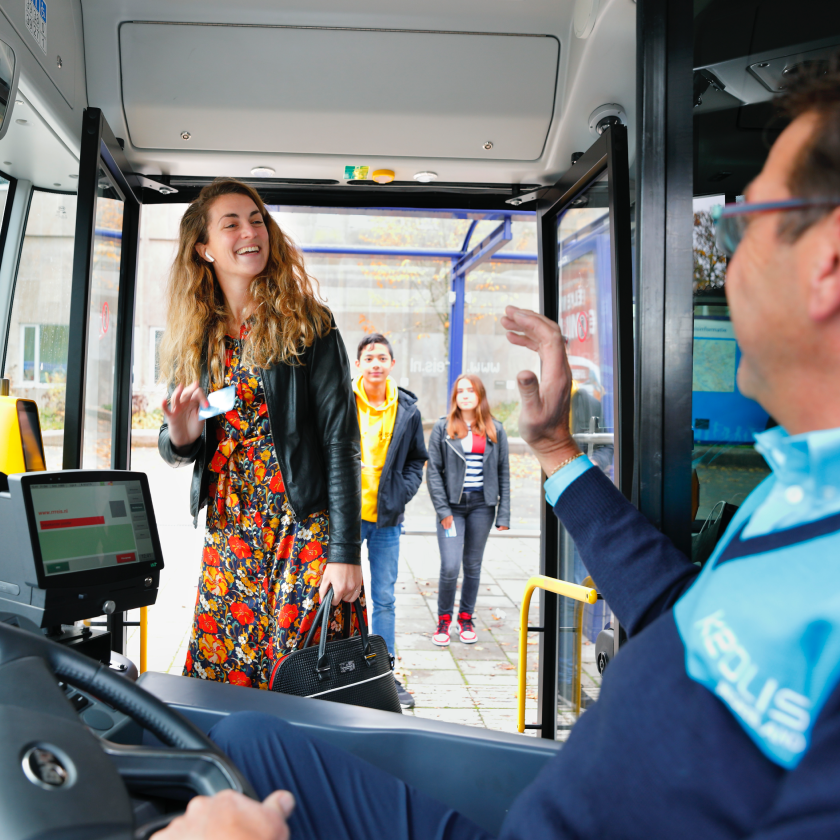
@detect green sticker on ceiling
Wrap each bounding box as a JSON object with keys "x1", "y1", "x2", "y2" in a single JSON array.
[{"x1": 344, "y1": 166, "x2": 369, "y2": 181}]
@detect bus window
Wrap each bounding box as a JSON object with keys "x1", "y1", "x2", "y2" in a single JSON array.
[
  {"x1": 691, "y1": 195, "x2": 771, "y2": 544},
  {"x1": 81, "y1": 170, "x2": 126, "y2": 469},
  {"x1": 2, "y1": 190, "x2": 76, "y2": 470}
]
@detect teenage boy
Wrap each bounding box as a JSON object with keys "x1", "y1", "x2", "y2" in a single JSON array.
[{"x1": 353, "y1": 333, "x2": 428, "y2": 709}]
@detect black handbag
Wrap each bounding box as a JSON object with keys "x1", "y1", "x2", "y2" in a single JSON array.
[{"x1": 269, "y1": 587, "x2": 402, "y2": 714}]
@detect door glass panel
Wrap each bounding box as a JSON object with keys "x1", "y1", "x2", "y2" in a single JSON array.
[
  {"x1": 82, "y1": 168, "x2": 124, "y2": 469},
  {"x1": 3, "y1": 190, "x2": 76, "y2": 469},
  {"x1": 556, "y1": 170, "x2": 616, "y2": 738}
]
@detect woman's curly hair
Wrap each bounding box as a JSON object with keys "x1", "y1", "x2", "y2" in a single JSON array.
[{"x1": 158, "y1": 178, "x2": 332, "y2": 389}]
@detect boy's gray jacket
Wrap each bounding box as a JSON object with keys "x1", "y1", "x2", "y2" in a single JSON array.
[{"x1": 426, "y1": 418, "x2": 511, "y2": 528}]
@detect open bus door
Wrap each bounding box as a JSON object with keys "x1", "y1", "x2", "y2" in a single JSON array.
[{"x1": 530, "y1": 124, "x2": 634, "y2": 739}]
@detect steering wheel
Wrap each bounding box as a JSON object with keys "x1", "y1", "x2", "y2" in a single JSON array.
[{"x1": 0, "y1": 621, "x2": 256, "y2": 840}]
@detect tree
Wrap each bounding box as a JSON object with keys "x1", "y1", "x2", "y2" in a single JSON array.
[{"x1": 693, "y1": 210, "x2": 727, "y2": 292}]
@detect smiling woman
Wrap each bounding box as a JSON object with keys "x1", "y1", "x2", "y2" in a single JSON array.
[{"x1": 155, "y1": 179, "x2": 365, "y2": 691}]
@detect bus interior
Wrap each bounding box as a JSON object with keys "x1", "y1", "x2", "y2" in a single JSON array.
[{"x1": 0, "y1": 0, "x2": 838, "y2": 837}]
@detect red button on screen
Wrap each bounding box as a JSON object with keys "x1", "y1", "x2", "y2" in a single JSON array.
[{"x1": 116, "y1": 553, "x2": 136, "y2": 564}]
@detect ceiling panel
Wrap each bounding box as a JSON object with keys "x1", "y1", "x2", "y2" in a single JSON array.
[{"x1": 120, "y1": 23, "x2": 559, "y2": 161}]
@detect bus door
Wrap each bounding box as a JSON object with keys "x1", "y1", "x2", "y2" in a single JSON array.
[
  {"x1": 62, "y1": 108, "x2": 144, "y2": 651},
  {"x1": 531, "y1": 124, "x2": 634, "y2": 739}
]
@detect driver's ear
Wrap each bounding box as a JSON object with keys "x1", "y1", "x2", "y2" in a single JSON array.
[{"x1": 807, "y1": 208, "x2": 840, "y2": 323}]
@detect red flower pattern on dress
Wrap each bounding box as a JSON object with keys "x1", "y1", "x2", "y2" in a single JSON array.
[
  {"x1": 277, "y1": 534, "x2": 294, "y2": 559},
  {"x1": 198, "y1": 613, "x2": 218, "y2": 634},
  {"x1": 279, "y1": 603, "x2": 299, "y2": 629},
  {"x1": 203, "y1": 547, "x2": 221, "y2": 567},
  {"x1": 269, "y1": 474, "x2": 285, "y2": 494},
  {"x1": 231, "y1": 601, "x2": 255, "y2": 625},
  {"x1": 299, "y1": 540, "x2": 322, "y2": 563},
  {"x1": 183, "y1": 328, "x2": 366, "y2": 689},
  {"x1": 228, "y1": 535, "x2": 252, "y2": 559}
]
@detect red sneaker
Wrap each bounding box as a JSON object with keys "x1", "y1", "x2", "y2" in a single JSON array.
[
  {"x1": 456, "y1": 611, "x2": 478, "y2": 644},
  {"x1": 432, "y1": 613, "x2": 452, "y2": 646}
]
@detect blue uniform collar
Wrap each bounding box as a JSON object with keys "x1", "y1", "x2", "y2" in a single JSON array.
[
  {"x1": 754, "y1": 426, "x2": 840, "y2": 487},
  {"x1": 746, "y1": 427, "x2": 840, "y2": 539}
]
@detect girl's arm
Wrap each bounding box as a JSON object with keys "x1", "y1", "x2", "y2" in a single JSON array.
[
  {"x1": 425, "y1": 421, "x2": 451, "y2": 523},
  {"x1": 495, "y1": 424, "x2": 511, "y2": 529}
]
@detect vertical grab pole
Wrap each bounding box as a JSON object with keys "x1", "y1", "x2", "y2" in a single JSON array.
[{"x1": 140, "y1": 606, "x2": 148, "y2": 674}]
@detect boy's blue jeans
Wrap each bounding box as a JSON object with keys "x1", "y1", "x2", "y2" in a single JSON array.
[{"x1": 361, "y1": 519, "x2": 401, "y2": 657}]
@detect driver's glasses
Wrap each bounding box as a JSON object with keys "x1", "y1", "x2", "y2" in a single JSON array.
[{"x1": 711, "y1": 198, "x2": 840, "y2": 257}]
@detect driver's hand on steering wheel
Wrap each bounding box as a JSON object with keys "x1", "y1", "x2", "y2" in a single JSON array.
[{"x1": 152, "y1": 789, "x2": 295, "y2": 840}]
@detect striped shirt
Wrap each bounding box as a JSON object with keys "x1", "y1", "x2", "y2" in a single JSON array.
[{"x1": 461, "y1": 427, "x2": 485, "y2": 491}]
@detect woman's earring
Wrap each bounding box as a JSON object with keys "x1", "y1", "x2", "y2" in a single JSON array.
[{"x1": 205, "y1": 252, "x2": 215, "y2": 263}]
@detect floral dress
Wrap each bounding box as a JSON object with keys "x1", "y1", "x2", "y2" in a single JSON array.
[{"x1": 184, "y1": 324, "x2": 365, "y2": 690}]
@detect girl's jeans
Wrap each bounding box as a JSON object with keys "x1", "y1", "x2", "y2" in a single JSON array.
[{"x1": 436, "y1": 490, "x2": 496, "y2": 617}]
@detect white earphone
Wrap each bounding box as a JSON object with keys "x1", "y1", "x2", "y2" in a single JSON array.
[{"x1": 205, "y1": 252, "x2": 215, "y2": 263}]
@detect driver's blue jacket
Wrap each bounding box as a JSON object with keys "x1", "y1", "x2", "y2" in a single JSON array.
[{"x1": 501, "y1": 426, "x2": 840, "y2": 839}]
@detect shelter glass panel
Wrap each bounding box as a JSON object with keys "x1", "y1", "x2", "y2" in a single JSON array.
[
  {"x1": 462, "y1": 220, "x2": 540, "y2": 532},
  {"x1": 3, "y1": 189, "x2": 76, "y2": 469}
]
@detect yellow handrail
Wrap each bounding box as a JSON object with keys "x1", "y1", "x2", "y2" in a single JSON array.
[
  {"x1": 140, "y1": 606, "x2": 148, "y2": 674},
  {"x1": 517, "y1": 575, "x2": 597, "y2": 734}
]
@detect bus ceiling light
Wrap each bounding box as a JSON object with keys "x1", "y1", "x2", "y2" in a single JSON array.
[
  {"x1": 372, "y1": 169, "x2": 395, "y2": 184},
  {"x1": 413, "y1": 171, "x2": 437, "y2": 183},
  {"x1": 250, "y1": 166, "x2": 276, "y2": 177},
  {"x1": 180, "y1": 131, "x2": 191, "y2": 141},
  {"x1": 588, "y1": 104, "x2": 626, "y2": 138}
]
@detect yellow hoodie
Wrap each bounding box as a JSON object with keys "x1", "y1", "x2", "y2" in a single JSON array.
[{"x1": 354, "y1": 377, "x2": 399, "y2": 522}]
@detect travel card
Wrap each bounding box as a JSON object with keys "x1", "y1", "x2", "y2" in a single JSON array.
[{"x1": 198, "y1": 385, "x2": 236, "y2": 420}]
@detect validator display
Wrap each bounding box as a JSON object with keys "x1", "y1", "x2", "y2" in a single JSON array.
[
  {"x1": 0, "y1": 470, "x2": 164, "y2": 626},
  {"x1": 29, "y1": 479, "x2": 156, "y2": 577}
]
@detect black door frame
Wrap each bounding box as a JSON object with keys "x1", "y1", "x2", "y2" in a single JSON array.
[
  {"x1": 64, "y1": 108, "x2": 141, "y2": 475},
  {"x1": 533, "y1": 124, "x2": 635, "y2": 739},
  {"x1": 63, "y1": 108, "x2": 142, "y2": 653},
  {"x1": 635, "y1": 0, "x2": 695, "y2": 554}
]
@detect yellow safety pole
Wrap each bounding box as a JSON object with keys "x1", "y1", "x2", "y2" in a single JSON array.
[
  {"x1": 517, "y1": 575, "x2": 597, "y2": 734},
  {"x1": 140, "y1": 606, "x2": 148, "y2": 674}
]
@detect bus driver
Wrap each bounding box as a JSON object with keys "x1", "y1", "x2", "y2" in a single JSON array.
[{"x1": 155, "y1": 66, "x2": 840, "y2": 840}]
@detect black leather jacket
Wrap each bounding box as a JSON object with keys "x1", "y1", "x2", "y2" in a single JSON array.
[
  {"x1": 158, "y1": 321, "x2": 362, "y2": 565},
  {"x1": 426, "y1": 417, "x2": 511, "y2": 528}
]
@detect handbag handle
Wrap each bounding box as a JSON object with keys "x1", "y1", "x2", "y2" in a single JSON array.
[{"x1": 301, "y1": 586, "x2": 374, "y2": 681}]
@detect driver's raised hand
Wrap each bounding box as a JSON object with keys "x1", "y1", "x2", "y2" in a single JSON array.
[
  {"x1": 161, "y1": 381, "x2": 209, "y2": 449},
  {"x1": 152, "y1": 789, "x2": 294, "y2": 840},
  {"x1": 500, "y1": 306, "x2": 581, "y2": 474}
]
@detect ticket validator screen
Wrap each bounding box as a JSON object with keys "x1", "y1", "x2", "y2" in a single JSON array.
[{"x1": 28, "y1": 479, "x2": 157, "y2": 577}]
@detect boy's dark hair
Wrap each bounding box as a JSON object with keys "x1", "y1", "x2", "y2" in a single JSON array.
[
  {"x1": 776, "y1": 52, "x2": 840, "y2": 240},
  {"x1": 357, "y1": 333, "x2": 394, "y2": 360}
]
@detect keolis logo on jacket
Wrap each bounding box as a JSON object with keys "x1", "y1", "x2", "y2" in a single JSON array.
[{"x1": 695, "y1": 610, "x2": 811, "y2": 756}]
